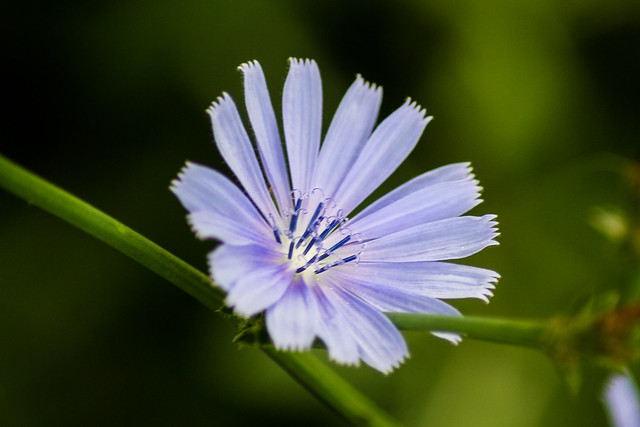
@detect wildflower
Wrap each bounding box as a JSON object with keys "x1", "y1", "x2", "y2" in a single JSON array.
[
  {"x1": 604, "y1": 372, "x2": 640, "y2": 427},
  {"x1": 172, "y1": 59, "x2": 499, "y2": 373}
]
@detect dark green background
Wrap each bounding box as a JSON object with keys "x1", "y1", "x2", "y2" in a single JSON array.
[{"x1": 2, "y1": 0, "x2": 640, "y2": 425}]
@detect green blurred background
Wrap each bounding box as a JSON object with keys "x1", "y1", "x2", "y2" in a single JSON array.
[{"x1": 2, "y1": 0, "x2": 640, "y2": 425}]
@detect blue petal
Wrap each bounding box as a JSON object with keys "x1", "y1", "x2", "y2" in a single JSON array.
[
  {"x1": 283, "y1": 58, "x2": 322, "y2": 193},
  {"x1": 265, "y1": 275, "x2": 319, "y2": 351},
  {"x1": 325, "y1": 270, "x2": 463, "y2": 344},
  {"x1": 352, "y1": 215, "x2": 498, "y2": 262},
  {"x1": 332, "y1": 99, "x2": 432, "y2": 217},
  {"x1": 355, "y1": 162, "x2": 474, "y2": 219},
  {"x1": 226, "y1": 263, "x2": 294, "y2": 317},
  {"x1": 348, "y1": 162, "x2": 477, "y2": 225},
  {"x1": 239, "y1": 61, "x2": 292, "y2": 214},
  {"x1": 308, "y1": 278, "x2": 360, "y2": 367},
  {"x1": 335, "y1": 261, "x2": 498, "y2": 302},
  {"x1": 171, "y1": 162, "x2": 272, "y2": 245},
  {"x1": 321, "y1": 284, "x2": 408, "y2": 374},
  {"x1": 314, "y1": 75, "x2": 382, "y2": 198},
  {"x1": 187, "y1": 212, "x2": 271, "y2": 246},
  {"x1": 604, "y1": 372, "x2": 640, "y2": 427},
  {"x1": 208, "y1": 93, "x2": 282, "y2": 227},
  {"x1": 208, "y1": 243, "x2": 284, "y2": 292},
  {"x1": 326, "y1": 269, "x2": 462, "y2": 315},
  {"x1": 330, "y1": 177, "x2": 481, "y2": 246}
]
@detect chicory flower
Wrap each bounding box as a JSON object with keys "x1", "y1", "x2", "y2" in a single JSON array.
[
  {"x1": 604, "y1": 372, "x2": 640, "y2": 427},
  {"x1": 172, "y1": 59, "x2": 499, "y2": 373}
]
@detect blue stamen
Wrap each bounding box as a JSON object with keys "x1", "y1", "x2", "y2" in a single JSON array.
[
  {"x1": 341, "y1": 254, "x2": 358, "y2": 264},
  {"x1": 288, "y1": 240, "x2": 295, "y2": 259},
  {"x1": 317, "y1": 235, "x2": 351, "y2": 262},
  {"x1": 289, "y1": 198, "x2": 302, "y2": 234},
  {"x1": 273, "y1": 227, "x2": 282, "y2": 244},
  {"x1": 302, "y1": 237, "x2": 317, "y2": 256},
  {"x1": 296, "y1": 203, "x2": 324, "y2": 248},
  {"x1": 306, "y1": 202, "x2": 324, "y2": 231},
  {"x1": 328, "y1": 235, "x2": 351, "y2": 252},
  {"x1": 303, "y1": 219, "x2": 340, "y2": 256},
  {"x1": 296, "y1": 231, "x2": 310, "y2": 249},
  {"x1": 318, "y1": 219, "x2": 340, "y2": 241},
  {"x1": 314, "y1": 254, "x2": 357, "y2": 274},
  {"x1": 295, "y1": 254, "x2": 318, "y2": 274},
  {"x1": 297, "y1": 215, "x2": 324, "y2": 247}
]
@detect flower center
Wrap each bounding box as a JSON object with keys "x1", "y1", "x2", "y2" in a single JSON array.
[{"x1": 271, "y1": 191, "x2": 362, "y2": 275}]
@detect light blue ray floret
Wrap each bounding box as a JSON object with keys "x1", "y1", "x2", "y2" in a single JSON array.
[{"x1": 171, "y1": 58, "x2": 500, "y2": 373}]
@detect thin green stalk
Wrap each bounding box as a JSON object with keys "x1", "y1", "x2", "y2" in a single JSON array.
[
  {"x1": 0, "y1": 154, "x2": 399, "y2": 425},
  {"x1": 0, "y1": 154, "x2": 555, "y2": 426},
  {"x1": 0, "y1": 154, "x2": 225, "y2": 311},
  {"x1": 387, "y1": 313, "x2": 546, "y2": 348},
  {"x1": 263, "y1": 348, "x2": 402, "y2": 427}
]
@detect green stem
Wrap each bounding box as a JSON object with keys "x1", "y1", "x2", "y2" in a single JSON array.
[
  {"x1": 0, "y1": 154, "x2": 400, "y2": 425},
  {"x1": 263, "y1": 348, "x2": 402, "y2": 427},
  {"x1": 0, "y1": 154, "x2": 225, "y2": 311},
  {"x1": 387, "y1": 313, "x2": 545, "y2": 348},
  {"x1": 0, "y1": 154, "x2": 551, "y2": 425}
]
